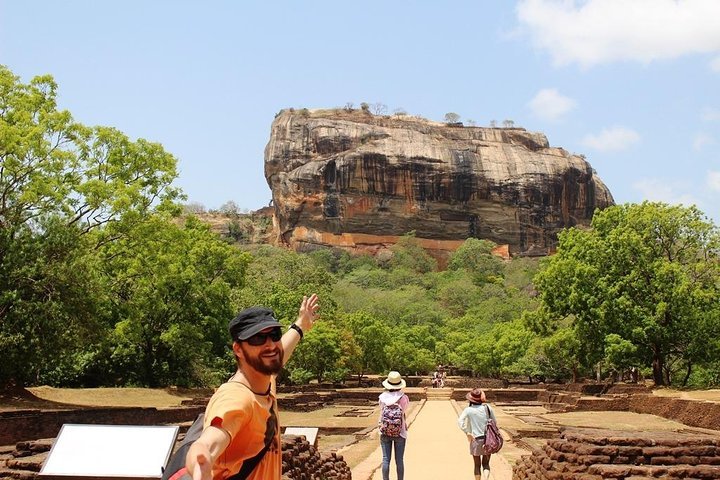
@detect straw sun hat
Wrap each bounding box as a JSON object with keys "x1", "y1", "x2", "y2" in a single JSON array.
[{"x1": 382, "y1": 371, "x2": 406, "y2": 390}]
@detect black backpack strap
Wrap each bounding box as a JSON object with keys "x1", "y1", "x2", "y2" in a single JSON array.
[{"x1": 227, "y1": 400, "x2": 278, "y2": 480}]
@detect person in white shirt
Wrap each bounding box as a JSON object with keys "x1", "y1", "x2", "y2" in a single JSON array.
[{"x1": 458, "y1": 388, "x2": 497, "y2": 480}]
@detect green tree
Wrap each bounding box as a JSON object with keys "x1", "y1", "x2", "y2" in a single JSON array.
[
  {"x1": 234, "y1": 245, "x2": 335, "y2": 322},
  {"x1": 388, "y1": 232, "x2": 437, "y2": 274},
  {"x1": 455, "y1": 320, "x2": 533, "y2": 377},
  {"x1": 604, "y1": 333, "x2": 638, "y2": 381},
  {"x1": 533, "y1": 202, "x2": 720, "y2": 386},
  {"x1": 342, "y1": 311, "x2": 391, "y2": 383},
  {"x1": 385, "y1": 338, "x2": 435, "y2": 375},
  {"x1": 528, "y1": 327, "x2": 582, "y2": 382},
  {"x1": 448, "y1": 238, "x2": 504, "y2": 285},
  {"x1": 287, "y1": 321, "x2": 342, "y2": 383},
  {"x1": 433, "y1": 270, "x2": 483, "y2": 316},
  {"x1": 444, "y1": 112, "x2": 461, "y2": 124},
  {"x1": 0, "y1": 67, "x2": 180, "y2": 234},
  {"x1": 307, "y1": 248, "x2": 352, "y2": 275},
  {"x1": 503, "y1": 256, "x2": 541, "y2": 293},
  {"x1": 0, "y1": 217, "x2": 109, "y2": 386},
  {"x1": 0, "y1": 67, "x2": 181, "y2": 387},
  {"x1": 101, "y1": 215, "x2": 250, "y2": 387}
]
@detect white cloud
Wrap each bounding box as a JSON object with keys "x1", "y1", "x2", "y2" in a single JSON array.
[
  {"x1": 711, "y1": 55, "x2": 720, "y2": 72},
  {"x1": 702, "y1": 107, "x2": 720, "y2": 121},
  {"x1": 693, "y1": 133, "x2": 715, "y2": 151},
  {"x1": 581, "y1": 127, "x2": 640, "y2": 152},
  {"x1": 528, "y1": 88, "x2": 577, "y2": 121},
  {"x1": 516, "y1": 0, "x2": 720, "y2": 67},
  {"x1": 632, "y1": 178, "x2": 701, "y2": 207},
  {"x1": 708, "y1": 171, "x2": 720, "y2": 192}
]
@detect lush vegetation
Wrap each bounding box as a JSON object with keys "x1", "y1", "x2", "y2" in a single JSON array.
[{"x1": 2, "y1": 67, "x2": 719, "y2": 389}]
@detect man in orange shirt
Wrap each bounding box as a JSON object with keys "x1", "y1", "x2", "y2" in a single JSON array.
[{"x1": 185, "y1": 294, "x2": 320, "y2": 480}]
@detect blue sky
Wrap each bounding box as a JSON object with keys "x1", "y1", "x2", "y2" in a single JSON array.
[{"x1": 2, "y1": 0, "x2": 719, "y2": 224}]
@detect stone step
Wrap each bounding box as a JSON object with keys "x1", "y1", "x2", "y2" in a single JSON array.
[{"x1": 425, "y1": 390, "x2": 453, "y2": 401}]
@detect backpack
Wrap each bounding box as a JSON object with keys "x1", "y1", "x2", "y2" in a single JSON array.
[
  {"x1": 379, "y1": 402, "x2": 404, "y2": 437},
  {"x1": 481, "y1": 404, "x2": 503, "y2": 455},
  {"x1": 161, "y1": 413, "x2": 205, "y2": 480}
]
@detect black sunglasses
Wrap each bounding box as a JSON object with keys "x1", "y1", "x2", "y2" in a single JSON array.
[{"x1": 242, "y1": 327, "x2": 282, "y2": 346}]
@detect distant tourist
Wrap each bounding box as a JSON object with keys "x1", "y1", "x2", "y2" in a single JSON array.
[
  {"x1": 432, "y1": 371, "x2": 441, "y2": 388},
  {"x1": 378, "y1": 371, "x2": 410, "y2": 480},
  {"x1": 458, "y1": 388, "x2": 498, "y2": 480},
  {"x1": 181, "y1": 294, "x2": 320, "y2": 480}
]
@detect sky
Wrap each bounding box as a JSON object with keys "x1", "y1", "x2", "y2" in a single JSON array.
[{"x1": 2, "y1": 0, "x2": 719, "y2": 224}]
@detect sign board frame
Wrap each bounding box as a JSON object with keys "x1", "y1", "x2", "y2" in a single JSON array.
[{"x1": 38, "y1": 424, "x2": 179, "y2": 480}]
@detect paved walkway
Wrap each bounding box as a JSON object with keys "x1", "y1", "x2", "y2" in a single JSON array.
[{"x1": 352, "y1": 400, "x2": 514, "y2": 480}]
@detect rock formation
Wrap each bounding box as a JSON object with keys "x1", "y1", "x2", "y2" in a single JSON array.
[{"x1": 264, "y1": 109, "x2": 614, "y2": 257}]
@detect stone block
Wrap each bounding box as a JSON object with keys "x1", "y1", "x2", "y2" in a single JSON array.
[
  {"x1": 580, "y1": 454, "x2": 612, "y2": 465},
  {"x1": 588, "y1": 464, "x2": 631, "y2": 477}
]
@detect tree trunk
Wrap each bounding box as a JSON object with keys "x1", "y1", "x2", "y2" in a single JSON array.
[
  {"x1": 652, "y1": 350, "x2": 665, "y2": 386},
  {"x1": 681, "y1": 363, "x2": 692, "y2": 387}
]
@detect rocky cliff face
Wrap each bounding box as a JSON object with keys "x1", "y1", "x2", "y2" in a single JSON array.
[{"x1": 264, "y1": 109, "x2": 614, "y2": 257}]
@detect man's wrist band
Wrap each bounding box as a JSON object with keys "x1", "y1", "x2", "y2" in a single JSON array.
[{"x1": 289, "y1": 323, "x2": 304, "y2": 340}]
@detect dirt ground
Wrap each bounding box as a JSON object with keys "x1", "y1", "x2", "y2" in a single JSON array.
[
  {"x1": 0, "y1": 386, "x2": 195, "y2": 410},
  {"x1": 650, "y1": 388, "x2": 720, "y2": 402}
]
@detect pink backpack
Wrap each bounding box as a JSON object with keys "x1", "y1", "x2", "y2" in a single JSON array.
[
  {"x1": 482, "y1": 404, "x2": 503, "y2": 454},
  {"x1": 379, "y1": 402, "x2": 404, "y2": 437}
]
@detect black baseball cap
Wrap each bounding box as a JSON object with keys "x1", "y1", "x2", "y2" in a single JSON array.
[{"x1": 228, "y1": 306, "x2": 282, "y2": 341}]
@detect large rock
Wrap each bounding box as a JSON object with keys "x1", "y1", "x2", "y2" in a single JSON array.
[{"x1": 264, "y1": 109, "x2": 614, "y2": 257}]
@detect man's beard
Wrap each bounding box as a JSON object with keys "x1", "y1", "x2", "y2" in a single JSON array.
[{"x1": 241, "y1": 344, "x2": 284, "y2": 375}]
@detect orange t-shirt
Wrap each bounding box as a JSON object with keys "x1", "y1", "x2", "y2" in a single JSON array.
[{"x1": 203, "y1": 382, "x2": 281, "y2": 480}]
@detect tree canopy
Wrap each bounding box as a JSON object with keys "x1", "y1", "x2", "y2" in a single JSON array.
[
  {"x1": 532, "y1": 202, "x2": 720, "y2": 386},
  {"x1": 0, "y1": 67, "x2": 245, "y2": 387}
]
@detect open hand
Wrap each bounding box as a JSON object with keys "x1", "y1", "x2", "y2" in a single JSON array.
[{"x1": 296, "y1": 293, "x2": 320, "y2": 333}]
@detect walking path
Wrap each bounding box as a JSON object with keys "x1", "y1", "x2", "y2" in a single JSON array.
[{"x1": 351, "y1": 397, "x2": 516, "y2": 480}]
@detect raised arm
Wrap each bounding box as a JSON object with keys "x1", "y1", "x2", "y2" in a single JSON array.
[{"x1": 281, "y1": 293, "x2": 319, "y2": 365}]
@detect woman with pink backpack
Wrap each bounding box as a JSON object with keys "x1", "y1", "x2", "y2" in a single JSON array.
[
  {"x1": 458, "y1": 388, "x2": 501, "y2": 480},
  {"x1": 378, "y1": 371, "x2": 410, "y2": 480}
]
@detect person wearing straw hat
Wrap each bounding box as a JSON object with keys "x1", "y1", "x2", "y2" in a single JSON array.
[
  {"x1": 458, "y1": 388, "x2": 497, "y2": 480},
  {"x1": 378, "y1": 371, "x2": 410, "y2": 480}
]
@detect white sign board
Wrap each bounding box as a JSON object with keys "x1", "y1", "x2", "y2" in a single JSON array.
[
  {"x1": 284, "y1": 426, "x2": 319, "y2": 447},
  {"x1": 39, "y1": 424, "x2": 179, "y2": 480}
]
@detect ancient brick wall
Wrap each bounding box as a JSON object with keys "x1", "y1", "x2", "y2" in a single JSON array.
[
  {"x1": 514, "y1": 427, "x2": 720, "y2": 479},
  {"x1": 0, "y1": 406, "x2": 204, "y2": 446},
  {"x1": 452, "y1": 388, "x2": 541, "y2": 403},
  {"x1": 630, "y1": 395, "x2": 720, "y2": 431}
]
